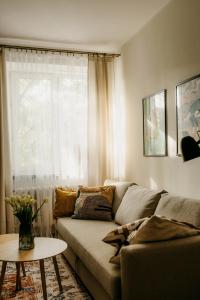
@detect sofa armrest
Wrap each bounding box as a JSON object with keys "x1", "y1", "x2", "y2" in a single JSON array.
[{"x1": 121, "y1": 235, "x2": 200, "y2": 300}]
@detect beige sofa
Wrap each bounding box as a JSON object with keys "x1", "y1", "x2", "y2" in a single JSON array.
[{"x1": 55, "y1": 180, "x2": 200, "y2": 300}]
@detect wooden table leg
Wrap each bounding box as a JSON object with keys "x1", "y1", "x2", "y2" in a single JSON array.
[
  {"x1": 39, "y1": 259, "x2": 47, "y2": 300},
  {"x1": 21, "y1": 262, "x2": 26, "y2": 277},
  {"x1": 52, "y1": 256, "x2": 62, "y2": 292},
  {"x1": 16, "y1": 262, "x2": 22, "y2": 291},
  {"x1": 0, "y1": 261, "x2": 7, "y2": 298}
]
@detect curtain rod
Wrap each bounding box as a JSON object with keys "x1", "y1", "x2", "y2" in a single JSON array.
[{"x1": 0, "y1": 44, "x2": 121, "y2": 57}]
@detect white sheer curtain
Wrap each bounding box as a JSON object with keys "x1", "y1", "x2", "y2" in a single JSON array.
[{"x1": 5, "y1": 49, "x2": 88, "y2": 235}]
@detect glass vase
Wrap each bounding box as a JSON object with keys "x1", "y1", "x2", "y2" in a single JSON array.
[{"x1": 19, "y1": 222, "x2": 34, "y2": 250}]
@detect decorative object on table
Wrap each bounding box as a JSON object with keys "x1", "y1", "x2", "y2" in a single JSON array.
[
  {"x1": 176, "y1": 74, "x2": 200, "y2": 155},
  {"x1": 0, "y1": 254, "x2": 91, "y2": 300},
  {"x1": 181, "y1": 130, "x2": 200, "y2": 162},
  {"x1": 143, "y1": 89, "x2": 167, "y2": 156},
  {"x1": 72, "y1": 185, "x2": 115, "y2": 221},
  {"x1": 5, "y1": 195, "x2": 48, "y2": 250}
]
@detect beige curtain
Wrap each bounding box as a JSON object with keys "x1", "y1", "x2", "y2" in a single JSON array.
[
  {"x1": 0, "y1": 49, "x2": 14, "y2": 234},
  {"x1": 88, "y1": 55, "x2": 125, "y2": 185}
]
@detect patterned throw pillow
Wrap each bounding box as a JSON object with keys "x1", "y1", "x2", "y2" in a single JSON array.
[
  {"x1": 103, "y1": 215, "x2": 200, "y2": 265},
  {"x1": 53, "y1": 187, "x2": 77, "y2": 218},
  {"x1": 72, "y1": 186, "x2": 115, "y2": 221},
  {"x1": 103, "y1": 218, "x2": 146, "y2": 247},
  {"x1": 103, "y1": 217, "x2": 147, "y2": 264}
]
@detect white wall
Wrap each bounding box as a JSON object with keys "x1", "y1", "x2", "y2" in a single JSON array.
[{"x1": 121, "y1": 0, "x2": 200, "y2": 198}]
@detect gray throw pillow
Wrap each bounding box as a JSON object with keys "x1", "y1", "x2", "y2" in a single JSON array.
[
  {"x1": 115, "y1": 185, "x2": 166, "y2": 225},
  {"x1": 104, "y1": 179, "x2": 134, "y2": 215},
  {"x1": 155, "y1": 193, "x2": 200, "y2": 227}
]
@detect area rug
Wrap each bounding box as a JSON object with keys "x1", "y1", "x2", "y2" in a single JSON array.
[{"x1": 0, "y1": 255, "x2": 92, "y2": 299}]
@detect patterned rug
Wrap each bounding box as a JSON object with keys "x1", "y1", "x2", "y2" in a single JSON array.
[{"x1": 0, "y1": 255, "x2": 92, "y2": 299}]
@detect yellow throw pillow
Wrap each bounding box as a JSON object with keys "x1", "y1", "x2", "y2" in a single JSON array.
[{"x1": 53, "y1": 187, "x2": 77, "y2": 218}]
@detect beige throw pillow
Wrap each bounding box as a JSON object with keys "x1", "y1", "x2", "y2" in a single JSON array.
[
  {"x1": 103, "y1": 215, "x2": 200, "y2": 265},
  {"x1": 128, "y1": 215, "x2": 200, "y2": 244},
  {"x1": 115, "y1": 185, "x2": 166, "y2": 225}
]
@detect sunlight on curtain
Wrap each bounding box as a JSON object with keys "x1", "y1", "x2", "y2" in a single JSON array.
[
  {"x1": 0, "y1": 49, "x2": 14, "y2": 234},
  {"x1": 109, "y1": 57, "x2": 126, "y2": 180},
  {"x1": 88, "y1": 55, "x2": 125, "y2": 185},
  {"x1": 5, "y1": 49, "x2": 88, "y2": 235}
]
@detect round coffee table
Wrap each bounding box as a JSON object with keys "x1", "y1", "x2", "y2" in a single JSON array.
[{"x1": 0, "y1": 234, "x2": 67, "y2": 299}]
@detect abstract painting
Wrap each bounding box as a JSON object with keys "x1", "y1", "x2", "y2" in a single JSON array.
[
  {"x1": 143, "y1": 90, "x2": 167, "y2": 156},
  {"x1": 176, "y1": 74, "x2": 200, "y2": 155}
]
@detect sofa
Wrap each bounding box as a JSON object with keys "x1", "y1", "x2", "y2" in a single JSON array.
[{"x1": 55, "y1": 180, "x2": 200, "y2": 300}]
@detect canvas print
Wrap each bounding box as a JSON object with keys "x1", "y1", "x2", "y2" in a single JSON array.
[
  {"x1": 176, "y1": 74, "x2": 200, "y2": 155},
  {"x1": 143, "y1": 90, "x2": 167, "y2": 156}
]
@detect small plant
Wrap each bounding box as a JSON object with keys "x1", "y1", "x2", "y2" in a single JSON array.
[
  {"x1": 5, "y1": 194, "x2": 48, "y2": 224},
  {"x1": 5, "y1": 194, "x2": 48, "y2": 249}
]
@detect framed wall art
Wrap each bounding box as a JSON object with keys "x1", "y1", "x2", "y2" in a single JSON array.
[
  {"x1": 143, "y1": 89, "x2": 167, "y2": 157},
  {"x1": 176, "y1": 74, "x2": 200, "y2": 155}
]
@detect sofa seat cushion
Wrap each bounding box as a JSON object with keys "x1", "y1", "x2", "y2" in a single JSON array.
[
  {"x1": 155, "y1": 194, "x2": 200, "y2": 227},
  {"x1": 56, "y1": 218, "x2": 121, "y2": 299}
]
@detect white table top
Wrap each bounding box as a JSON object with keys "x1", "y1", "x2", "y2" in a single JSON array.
[{"x1": 0, "y1": 234, "x2": 67, "y2": 262}]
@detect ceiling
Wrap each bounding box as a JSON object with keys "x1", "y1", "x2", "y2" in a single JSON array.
[{"x1": 0, "y1": 0, "x2": 171, "y2": 52}]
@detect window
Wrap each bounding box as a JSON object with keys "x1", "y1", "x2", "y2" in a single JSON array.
[{"x1": 6, "y1": 50, "x2": 88, "y2": 187}]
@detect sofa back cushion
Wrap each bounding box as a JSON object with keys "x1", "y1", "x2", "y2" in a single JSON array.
[
  {"x1": 104, "y1": 179, "x2": 134, "y2": 215},
  {"x1": 155, "y1": 194, "x2": 200, "y2": 227},
  {"x1": 115, "y1": 185, "x2": 165, "y2": 225}
]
